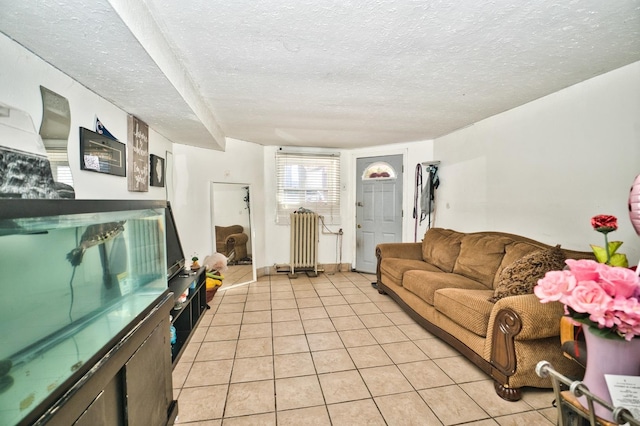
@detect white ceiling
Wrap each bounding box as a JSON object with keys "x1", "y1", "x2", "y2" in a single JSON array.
[{"x1": 1, "y1": 1, "x2": 639, "y2": 151}]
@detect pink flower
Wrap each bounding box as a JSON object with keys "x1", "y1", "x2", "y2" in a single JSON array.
[
  {"x1": 598, "y1": 266, "x2": 640, "y2": 298},
  {"x1": 614, "y1": 297, "x2": 640, "y2": 316},
  {"x1": 564, "y1": 259, "x2": 603, "y2": 281},
  {"x1": 535, "y1": 270, "x2": 576, "y2": 303},
  {"x1": 616, "y1": 320, "x2": 640, "y2": 341},
  {"x1": 567, "y1": 280, "x2": 613, "y2": 315},
  {"x1": 614, "y1": 298, "x2": 640, "y2": 330},
  {"x1": 535, "y1": 258, "x2": 640, "y2": 341}
]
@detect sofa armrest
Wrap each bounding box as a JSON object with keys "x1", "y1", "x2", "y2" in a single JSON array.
[
  {"x1": 486, "y1": 294, "x2": 564, "y2": 380},
  {"x1": 225, "y1": 232, "x2": 249, "y2": 259},
  {"x1": 376, "y1": 242, "x2": 423, "y2": 286},
  {"x1": 226, "y1": 232, "x2": 249, "y2": 245},
  {"x1": 376, "y1": 242, "x2": 423, "y2": 260},
  {"x1": 490, "y1": 294, "x2": 564, "y2": 341}
]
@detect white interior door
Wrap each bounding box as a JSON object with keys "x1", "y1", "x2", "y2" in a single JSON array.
[{"x1": 355, "y1": 155, "x2": 403, "y2": 273}]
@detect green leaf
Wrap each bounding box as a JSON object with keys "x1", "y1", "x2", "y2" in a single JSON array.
[
  {"x1": 590, "y1": 241, "x2": 627, "y2": 266},
  {"x1": 609, "y1": 252, "x2": 629, "y2": 268},
  {"x1": 607, "y1": 241, "x2": 624, "y2": 255},
  {"x1": 590, "y1": 245, "x2": 608, "y2": 263},
  {"x1": 585, "y1": 325, "x2": 624, "y2": 340}
]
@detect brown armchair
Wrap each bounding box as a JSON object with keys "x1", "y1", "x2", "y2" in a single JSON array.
[{"x1": 215, "y1": 225, "x2": 249, "y2": 263}]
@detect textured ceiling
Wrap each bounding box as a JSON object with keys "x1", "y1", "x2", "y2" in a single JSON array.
[{"x1": 1, "y1": 1, "x2": 639, "y2": 150}]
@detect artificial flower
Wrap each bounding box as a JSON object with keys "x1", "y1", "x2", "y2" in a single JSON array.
[
  {"x1": 534, "y1": 259, "x2": 640, "y2": 340},
  {"x1": 590, "y1": 214, "x2": 628, "y2": 267},
  {"x1": 591, "y1": 214, "x2": 618, "y2": 233}
]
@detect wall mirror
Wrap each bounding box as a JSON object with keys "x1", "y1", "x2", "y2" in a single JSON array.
[
  {"x1": 210, "y1": 182, "x2": 256, "y2": 289},
  {"x1": 39, "y1": 86, "x2": 75, "y2": 198}
]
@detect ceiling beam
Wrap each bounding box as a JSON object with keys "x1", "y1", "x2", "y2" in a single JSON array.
[{"x1": 107, "y1": 0, "x2": 226, "y2": 151}]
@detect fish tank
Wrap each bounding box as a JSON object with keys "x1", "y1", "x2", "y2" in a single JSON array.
[{"x1": 0, "y1": 200, "x2": 169, "y2": 425}]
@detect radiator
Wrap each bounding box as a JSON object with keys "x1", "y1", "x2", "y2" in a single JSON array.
[{"x1": 289, "y1": 211, "x2": 319, "y2": 276}]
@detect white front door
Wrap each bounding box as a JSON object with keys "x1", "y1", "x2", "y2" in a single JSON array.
[{"x1": 355, "y1": 155, "x2": 403, "y2": 273}]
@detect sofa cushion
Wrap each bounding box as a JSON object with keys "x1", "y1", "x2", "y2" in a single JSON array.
[
  {"x1": 493, "y1": 242, "x2": 542, "y2": 287},
  {"x1": 488, "y1": 245, "x2": 566, "y2": 303},
  {"x1": 434, "y1": 288, "x2": 495, "y2": 337},
  {"x1": 453, "y1": 234, "x2": 512, "y2": 288},
  {"x1": 421, "y1": 228, "x2": 464, "y2": 273},
  {"x1": 403, "y1": 270, "x2": 487, "y2": 306},
  {"x1": 380, "y1": 258, "x2": 443, "y2": 287}
]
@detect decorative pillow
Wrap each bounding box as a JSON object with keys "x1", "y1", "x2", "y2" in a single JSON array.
[{"x1": 488, "y1": 245, "x2": 566, "y2": 303}]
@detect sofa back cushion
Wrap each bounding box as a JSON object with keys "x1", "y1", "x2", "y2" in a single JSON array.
[
  {"x1": 452, "y1": 234, "x2": 512, "y2": 288},
  {"x1": 421, "y1": 228, "x2": 464, "y2": 273}
]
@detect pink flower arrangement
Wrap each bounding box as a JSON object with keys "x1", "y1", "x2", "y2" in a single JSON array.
[{"x1": 535, "y1": 259, "x2": 640, "y2": 341}]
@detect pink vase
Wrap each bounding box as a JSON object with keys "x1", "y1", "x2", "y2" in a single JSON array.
[{"x1": 579, "y1": 326, "x2": 640, "y2": 422}]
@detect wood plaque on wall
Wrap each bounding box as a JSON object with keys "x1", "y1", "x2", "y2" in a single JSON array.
[{"x1": 127, "y1": 115, "x2": 149, "y2": 192}]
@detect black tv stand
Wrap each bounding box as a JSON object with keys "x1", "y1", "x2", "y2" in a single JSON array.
[
  {"x1": 177, "y1": 269, "x2": 198, "y2": 278},
  {"x1": 168, "y1": 267, "x2": 207, "y2": 366}
]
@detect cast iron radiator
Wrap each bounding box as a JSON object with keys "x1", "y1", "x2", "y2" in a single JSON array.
[{"x1": 289, "y1": 211, "x2": 319, "y2": 276}]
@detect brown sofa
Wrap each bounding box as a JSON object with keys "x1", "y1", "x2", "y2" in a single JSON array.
[
  {"x1": 375, "y1": 228, "x2": 594, "y2": 401},
  {"x1": 215, "y1": 225, "x2": 249, "y2": 263}
]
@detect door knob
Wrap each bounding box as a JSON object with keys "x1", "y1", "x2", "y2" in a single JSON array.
[
  {"x1": 357, "y1": 224, "x2": 361, "y2": 228},
  {"x1": 357, "y1": 201, "x2": 363, "y2": 207}
]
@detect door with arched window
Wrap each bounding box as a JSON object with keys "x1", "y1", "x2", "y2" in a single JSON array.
[{"x1": 355, "y1": 155, "x2": 403, "y2": 273}]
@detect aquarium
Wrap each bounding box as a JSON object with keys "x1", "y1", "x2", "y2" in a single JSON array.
[{"x1": 0, "y1": 200, "x2": 168, "y2": 425}]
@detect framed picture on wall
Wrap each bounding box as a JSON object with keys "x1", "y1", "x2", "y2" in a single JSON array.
[
  {"x1": 79, "y1": 127, "x2": 126, "y2": 177},
  {"x1": 150, "y1": 154, "x2": 165, "y2": 187},
  {"x1": 127, "y1": 115, "x2": 149, "y2": 192}
]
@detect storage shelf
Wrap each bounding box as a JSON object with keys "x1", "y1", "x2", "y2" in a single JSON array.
[{"x1": 169, "y1": 268, "x2": 208, "y2": 365}]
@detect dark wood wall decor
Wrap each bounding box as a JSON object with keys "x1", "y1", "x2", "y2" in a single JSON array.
[{"x1": 127, "y1": 115, "x2": 149, "y2": 192}]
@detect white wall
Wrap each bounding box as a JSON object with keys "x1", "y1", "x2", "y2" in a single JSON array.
[
  {"x1": 0, "y1": 34, "x2": 173, "y2": 200},
  {"x1": 5, "y1": 31, "x2": 638, "y2": 270},
  {"x1": 172, "y1": 139, "x2": 264, "y2": 266},
  {"x1": 261, "y1": 140, "x2": 434, "y2": 271},
  {"x1": 434, "y1": 61, "x2": 640, "y2": 265}
]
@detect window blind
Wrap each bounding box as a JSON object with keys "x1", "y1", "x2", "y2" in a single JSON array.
[
  {"x1": 46, "y1": 150, "x2": 74, "y2": 186},
  {"x1": 275, "y1": 151, "x2": 341, "y2": 224}
]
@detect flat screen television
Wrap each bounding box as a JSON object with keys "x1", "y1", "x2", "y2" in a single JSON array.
[{"x1": 165, "y1": 202, "x2": 186, "y2": 281}]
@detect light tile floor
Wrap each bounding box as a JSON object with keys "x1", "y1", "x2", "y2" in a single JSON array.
[
  {"x1": 220, "y1": 264, "x2": 254, "y2": 287},
  {"x1": 173, "y1": 271, "x2": 558, "y2": 425}
]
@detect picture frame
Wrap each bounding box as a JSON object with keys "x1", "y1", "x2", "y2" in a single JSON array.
[
  {"x1": 127, "y1": 115, "x2": 149, "y2": 192},
  {"x1": 150, "y1": 154, "x2": 165, "y2": 187},
  {"x1": 79, "y1": 127, "x2": 126, "y2": 177}
]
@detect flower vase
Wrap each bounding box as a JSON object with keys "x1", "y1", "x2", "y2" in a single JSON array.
[{"x1": 579, "y1": 326, "x2": 640, "y2": 422}]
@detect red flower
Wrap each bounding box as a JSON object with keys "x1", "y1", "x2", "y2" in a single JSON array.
[{"x1": 591, "y1": 215, "x2": 618, "y2": 234}]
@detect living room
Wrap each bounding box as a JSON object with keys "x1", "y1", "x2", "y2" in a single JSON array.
[
  {"x1": 1, "y1": 2, "x2": 639, "y2": 424},
  {"x1": 2, "y1": 31, "x2": 638, "y2": 274}
]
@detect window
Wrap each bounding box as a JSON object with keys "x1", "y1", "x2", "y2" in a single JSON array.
[
  {"x1": 276, "y1": 151, "x2": 341, "y2": 224},
  {"x1": 46, "y1": 150, "x2": 74, "y2": 187},
  {"x1": 361, "y1": 161, "x2": 397, "y2": 180}
]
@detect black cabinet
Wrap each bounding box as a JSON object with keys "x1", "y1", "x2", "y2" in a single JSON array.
[
  {"x1": 27, "y1": 292, "x2": 178, "y2": 426},
  {"x1": 168, "y1": 268, "x2": 208, "y2": 365}
]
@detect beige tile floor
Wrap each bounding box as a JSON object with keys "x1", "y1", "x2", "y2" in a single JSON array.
[
  {"x1": 220, "y1": 264, "x2": 255, "y2": 288},
  {"x1": 172, "y1": 271, "x2": 558, "y2": 425}
]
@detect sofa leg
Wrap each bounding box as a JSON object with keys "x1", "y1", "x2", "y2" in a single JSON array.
[
  {"x1": 493, "y1": 381, "x2": 522, "y2": 401},
  {"x1": 374, "y1": 283, "x2": 386, "y2": 295}
]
